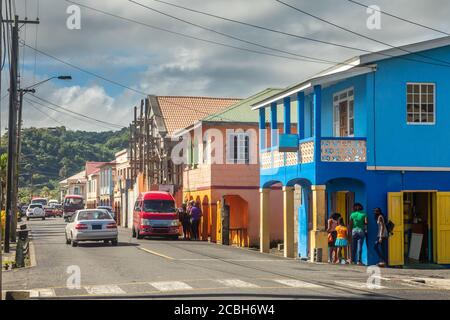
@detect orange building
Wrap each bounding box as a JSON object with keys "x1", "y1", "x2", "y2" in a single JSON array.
[{"x1": 180, "y1": 89, "x2": 285, "y2": 248}]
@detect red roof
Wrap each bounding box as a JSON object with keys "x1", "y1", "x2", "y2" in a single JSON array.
[
  {"x1": 157, "y1": 96, "x2": 241, "y2": 135},
  {"x1": 85, "y1": 162, "x2": 108, "y2": 176}
]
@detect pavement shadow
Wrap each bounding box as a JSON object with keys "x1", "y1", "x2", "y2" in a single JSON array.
[{"x1": 71, "y1": 242, "x2": 139, "y2": 248}]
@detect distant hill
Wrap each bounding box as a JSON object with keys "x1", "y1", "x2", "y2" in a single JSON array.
[{"x1": 0, "y1": 126, "x2": 128, "y2": 200}]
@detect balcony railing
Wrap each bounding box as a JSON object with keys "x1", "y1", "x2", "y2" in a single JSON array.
[
  {"x1": 261, "y1": 137, "x2": 366, "y2": 169},
  {"x1": 321, "y1": 138, "x2": 367, "y2": 162}
]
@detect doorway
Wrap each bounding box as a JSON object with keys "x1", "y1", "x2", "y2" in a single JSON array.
[
  {"x1": 403, "y1": 192, "x2": 433, "y2": 264},
  {"x1": 388, "y1": 191, "x2": 450, "y2": 266}
]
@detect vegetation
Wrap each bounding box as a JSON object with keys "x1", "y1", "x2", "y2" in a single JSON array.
[{"x1": 0, "y1": 126, "x2": 128, "y2": 204}]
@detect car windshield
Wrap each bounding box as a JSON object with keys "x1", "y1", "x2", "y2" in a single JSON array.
[
  {"x1": 143, "y1": 200, "x2": 175, "y2": 213},
  {"x1": 65, "y1": 198, "x2": 83, "y2": 205},
  {"x1": 32, "y1": 199, "x2": 47, "y2": 206},
  {"x1": 77, "y1": 210, "x2": 112, "y2": 220}
]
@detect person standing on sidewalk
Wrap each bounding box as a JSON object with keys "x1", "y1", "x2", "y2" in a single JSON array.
[
  {"x1": 349, "y1": 203, "x2": 368, "y2": 265},
  {"x1": 327, "y1": 213, "x2": 340, "y2": 263},
  {"x1": 373, "y1": 207, "x2": 388, "y2": 267},
  {"x1": 190, "y1": 201, "x2": 202, "y2": 240},
  {"x1": 179, "y1": 203, "x2": 191, "y2": 240}
]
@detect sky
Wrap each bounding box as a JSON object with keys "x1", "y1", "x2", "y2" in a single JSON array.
[{"x1": 1, "y1": 0, "x2": 449, "y2": 132}]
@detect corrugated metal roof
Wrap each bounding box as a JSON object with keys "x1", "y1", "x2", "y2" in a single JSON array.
[
  {"x1": 202, "y1": 88, "x2": 283, "y2": 123},
  {"x1": 157, "y1": 96, "x2": 241, "y2": 135}
]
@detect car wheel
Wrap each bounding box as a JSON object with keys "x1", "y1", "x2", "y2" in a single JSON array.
[
  {"x1": 71, "y1": 240, "x2": 78, "y2": 247},
  {"x1": 111, "y1": 239, "x2": 118, "y2": 246},
  {"x1": 136, "y1": 228, "x2": 143, "y2": 240},
  {"x1": 132, "y1": 226, "x2": 136, "y2": 238}
]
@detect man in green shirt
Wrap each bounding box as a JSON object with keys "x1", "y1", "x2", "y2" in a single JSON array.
[{"x1": 349, "y1": 203, "x2": 368, "y2": 265}]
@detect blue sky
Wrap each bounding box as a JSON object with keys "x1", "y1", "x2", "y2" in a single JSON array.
[{"x1": 1, "y1": 0, "x2": 449, "y2": 131}]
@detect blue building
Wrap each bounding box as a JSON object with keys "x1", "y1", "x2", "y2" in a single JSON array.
[{"x1": 252, "y1": 37, "x2": 450, "y2": 266}]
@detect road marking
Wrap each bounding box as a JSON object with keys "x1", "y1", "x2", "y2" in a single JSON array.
[
  {"x1": 29, "y1": 288, "x2": 56, "y2": 298},
  {"x1": 149, "y1": 281, "x2": 193, "y2": 292},
  {"x1": 335, "y1": 280, "x2": 386, "y2": 290},
  {"x1": 138, "y1": 247, "x2": 175, "y2": 260},
  {"x1": 85, "y1": 285, "x2": 126, "y2": 295},
  {"x1": 216, "y1": 279, "x2": 259, "y2": 288},
  {"x1": 274, "y1": 279, "x2": 324, "y2": 289}
]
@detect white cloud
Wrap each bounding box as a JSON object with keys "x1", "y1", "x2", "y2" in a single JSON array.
[{"x1": 0, "y1": 0, "x2": 447, "y2": 131}]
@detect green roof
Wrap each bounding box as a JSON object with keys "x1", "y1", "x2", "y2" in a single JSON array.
[{"x1": 202, "y1": 88, "x2": 283, "y2": 123}]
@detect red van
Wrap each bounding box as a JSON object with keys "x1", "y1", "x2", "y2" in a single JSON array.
[{"x1": 132, "y1": 192, "x2": 180, "y2": 240}]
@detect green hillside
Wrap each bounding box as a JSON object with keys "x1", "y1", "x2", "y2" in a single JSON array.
[{"x1": 0, "y1": 126, "x2": 129, "y2": 203}]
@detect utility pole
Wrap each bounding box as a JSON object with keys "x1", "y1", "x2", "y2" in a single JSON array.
[
  {"x1": 10, "y1": 89, "x2": 35, "y2": 240},
  {"x1": 3, "y1": 16, "x2": 39, "y2": 253}
]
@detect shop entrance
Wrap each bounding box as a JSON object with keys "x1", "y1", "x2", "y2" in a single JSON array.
[
  {"x1": 403, "y1": 192, "x2": 433, "y2": 264},
  {"x1": 388, "y1": 191, "x2": 450, "y2": 266}
]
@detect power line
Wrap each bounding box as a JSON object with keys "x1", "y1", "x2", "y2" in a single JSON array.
[
  {"x1": 132, "y1": 0, "x2": 450, "y2": 69},
  {"x1": 64, "y1": 1, "x2": 329, "y2": 65},
  {"x1": 67, "y1": 0, "x2": 351, "y2": 67},
  {"x1": 25, "y1": 97, "x2": 114, "y2": 130},
  {"x1": 346, "y1": 0, "x2": 450, "y2": 36},
  {"x1": 21, "y1": 40, "x2": 152, "y2": 98},
  {"x1": 27, "y1": 95, "x2": 126, "y2": 129},
  {"x1": 274, "y1": 0, "x2": 450, "y2": 67},
  {"x1": 24, "y1": 98, "x2": 70, "y2": 127},
  {"x1": 22, "y1": 41, "x2": 243, "y2": 122}
]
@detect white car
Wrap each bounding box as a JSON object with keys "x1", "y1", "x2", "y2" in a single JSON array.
[
  {"x1": 26, "y1": 204, "x2": 46, "y2": 221},
  {"x1": 65, "y1": 209, "x2": 118, "y2": 247}
]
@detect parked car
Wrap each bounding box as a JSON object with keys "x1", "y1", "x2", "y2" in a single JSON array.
[
  {"x1": 26, "y1": 204, "x2": 46, "y2": 221},
  {"x1": 46, "y1": 203, "x2": 63, "y2": 218},
  {"x1": 96, "y1": 206, "x2": 115, "y2": 220},
  {"x1": 65, "y1": 209, "x2": 118, "y2": 247},
  {"x1": 63, "y1": 195, "x2": 85, "y2": 220},
  {"x1": 132, "y1": 192, "x2": 180, "y2": 240}
]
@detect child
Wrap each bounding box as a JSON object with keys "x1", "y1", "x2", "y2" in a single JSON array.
[{"x1": 335, "y1": 218, "x2": 349, "y2": 264}]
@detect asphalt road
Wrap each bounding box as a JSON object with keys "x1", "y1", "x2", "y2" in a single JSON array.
[{"x1": 3, "y1": 219, "x2": 450, "y2": 300}]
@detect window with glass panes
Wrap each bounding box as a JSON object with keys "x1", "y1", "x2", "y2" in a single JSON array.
[
  {"x1": 333, "y1": 88, "x2": 354, "y2": 137},
  {"x1": 227, "y1": 132, "x2": 250, "y2": 164},
  {"x1": 407, "y1": 83, "x2": 435, "y2": 124}
]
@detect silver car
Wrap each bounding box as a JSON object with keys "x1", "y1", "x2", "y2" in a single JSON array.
[{"x1": 65, "y1": 209, "x2": 118, "y2": 247}]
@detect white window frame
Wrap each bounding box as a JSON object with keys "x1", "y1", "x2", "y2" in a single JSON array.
[
  {"x1": 333, "y1": 87, "x2": 355, "y2": 137},
  {"x1": 227, "y1": 132, "x2": 250, "y2": 164},
  {"x1": 406, "y1": 82, "x2": 436, "y2": 125}
]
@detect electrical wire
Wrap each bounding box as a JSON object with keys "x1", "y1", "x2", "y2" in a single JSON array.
[
  {"x1": 26, "y1": 95, "x2": 126, "y2": 130},
  {"x1": 274, "y1": 0, "x2": 450, "y2": 67},
  {"x1": 24, "y1": 98, "x2": 70, "y2": 127},
  {"x1": 66, "y1": 0, "x2": 349, "y2": 67},
  {"x1": 130, "y1": 0, "x2": 450, "y2": 68},
  {"x1": 346, "y1": 0, "x2": 450, "y2": 36}
]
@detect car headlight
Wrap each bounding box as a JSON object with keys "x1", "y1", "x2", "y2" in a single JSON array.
[
  {"x1": 170, "y1": 220, "x2": 179, "y2": 227},
  {"x1": 141, "y1": 219, "x2": 151, "y2": 226}
]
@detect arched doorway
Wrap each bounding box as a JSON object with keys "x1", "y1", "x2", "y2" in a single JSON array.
[
  {"x1": 260, "y1": 180, "x2": 284, "y2": 255},
  {"x1": 223, "y1": 195, "x2": 249, "y2": 247},
  {"x1": 286, "y1": 178, "x2": 313, "y2": 260}
]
